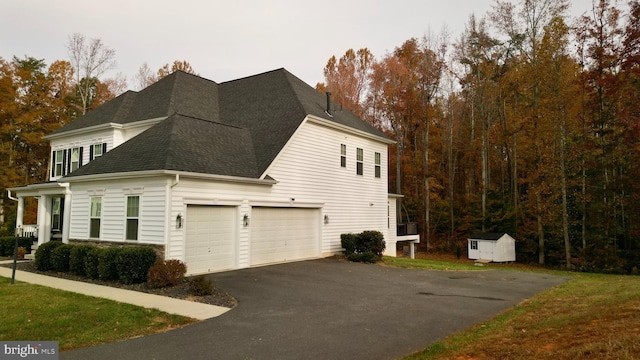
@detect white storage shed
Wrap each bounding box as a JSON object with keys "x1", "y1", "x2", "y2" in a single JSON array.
[{"x1": 468, "y1": 232, "x2": 516, "y2": 262}]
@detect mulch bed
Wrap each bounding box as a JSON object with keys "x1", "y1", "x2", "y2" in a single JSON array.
[{"x1": 2, "y1": 259, "x2": 237, "y2": 309}]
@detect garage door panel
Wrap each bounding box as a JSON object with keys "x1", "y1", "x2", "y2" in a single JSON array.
[
  {"x1": 186, "y1": 205, "x2": 236, "y2": 274},
  {"x1": 250, "y1": 207, "x2": 319, "y2": 266}
]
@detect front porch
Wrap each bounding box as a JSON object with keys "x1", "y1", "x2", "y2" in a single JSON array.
[{"x1": 8, "y1": 182, "x2": 71, "y2": 246}]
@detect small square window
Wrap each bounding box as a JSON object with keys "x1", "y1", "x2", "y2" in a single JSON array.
[{"x1": 470, "y1": 240, "x2": 478, "y2": 250}]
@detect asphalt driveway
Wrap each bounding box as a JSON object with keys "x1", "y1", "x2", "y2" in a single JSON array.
[{"x1": 62, "y1": 258, "x2": 567, "y2": 360}]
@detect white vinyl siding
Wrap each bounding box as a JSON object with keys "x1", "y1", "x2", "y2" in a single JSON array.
[
  {"x1": 266, "y1": 120, "x2": 389, "y2": 255},
  {"x1": 67, "y1": 178, "x2": 166, "y2": 245}
]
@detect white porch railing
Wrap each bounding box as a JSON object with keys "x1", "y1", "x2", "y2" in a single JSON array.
[{"x1": 15, "y1": 224, "x2": 38, "y2": 238}]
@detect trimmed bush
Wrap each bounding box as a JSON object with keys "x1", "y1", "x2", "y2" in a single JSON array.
[
  {"x1": 340, "y1": 233, "x2": 358, "y2": 255},
  {"x1": 189, "y1": 275, "x2": 213, "y2": 296},
  {"x1": 147, "y1": 259, "x2": 187, "y2": 288},
  {"x1": 97, "y1": 247, "x2": 120, "y2": 281},
  {"x1": 341, "y1": 230, "x2": 385, "y2": 263},
  {"x1": 116, "y1": 247, "x2": 158, "y2": 284},
  {"x1": 69, "y1": 245, "x2": 96, "y2": 276},
  {"x1": 35, "y1": 241, "x2": 64, "y2": 271},
  {"x1": 85, "y1": 248, "x2": 101, "y2": 279},
  {"x1": 0, "y1": 237, "x2": 33, "y2": 257},
  {"x1": 51, "y1": 244, "x2": 74, "y2": 272}
]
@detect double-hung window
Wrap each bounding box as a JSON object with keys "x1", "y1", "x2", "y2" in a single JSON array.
[
  {"x1": 70, "y1": 147, "x2": 81, "y2": 172},
  {"x1": 340, "y1": 144, "x2": 347, "y2": 168},
  {"x1": 374, "y1": 152, "x2": 381, "y2": 178},
  {"x1": 356, "y1": 148, "x2": 363, "y2": 175},
  {"x1": 90, "y1": 197, "x2": 102, "y2": 238},
  {"x1": 126, "y1": 196, "x2": 140, "y2": 241},
  {"x1": 53, "y1": 150, "x2": 64, "y2": 177}
]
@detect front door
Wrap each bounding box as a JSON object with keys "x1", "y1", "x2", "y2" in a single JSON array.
[{"x1": 51, "y1": 197, "x2": 64, "y2": 239}]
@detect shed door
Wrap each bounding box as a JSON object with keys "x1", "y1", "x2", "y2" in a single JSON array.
[
  {"x1": 250, "y1": 207, "x2": 320, "y2": 266},
  {"x1": 185, "y1": 205, "x2": 236, "y2": 274}
]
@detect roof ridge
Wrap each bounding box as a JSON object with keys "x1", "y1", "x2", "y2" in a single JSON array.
[
  {"x1": 219, "y1": 68, "x2": 286, "y2": 84},
  {"x1": 172, "y1": 112, "x2": 244, "y2": 129}
]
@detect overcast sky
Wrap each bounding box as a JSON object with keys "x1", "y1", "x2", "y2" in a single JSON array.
[{"x1": 2, "y1": 0, "x2": 595, "y2": 89}]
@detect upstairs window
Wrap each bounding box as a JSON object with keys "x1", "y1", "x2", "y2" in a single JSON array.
[
  {"x1": 52, "y1": 150, "x2": 64, "y2": 177},
  {"x1": 70, "y1": 147, "x2": 82, "y2": 172},
  {"x1": 340, "y1": 144, "x2": 347, "y2": 168},
  {"x1": 374, "y1": 152, "x2": 381, "y2": 178},
  {"x1": 90, "y1": 197, "x2": 102, "y2": 238},
  {"x1": 90, "y1": 143, "x2": 107, "y2": 161},
  {"x1": 356, "y1": 148, "x2": 363, "y2": 175},
  {"x1": 126, "y1": 196, "x2": 140, "y2": 241}
]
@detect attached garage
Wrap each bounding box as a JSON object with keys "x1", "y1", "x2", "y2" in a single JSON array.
[
  {"x1": 185, "y1": 205, "x2": 237, "y2": 274},
  {"x1": 250, "y1": 207, "x2": 320, "y2": 266}
]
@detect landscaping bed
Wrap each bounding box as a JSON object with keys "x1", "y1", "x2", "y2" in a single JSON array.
[{"x1": 2, "y1": 259, "x2": 236, "y2": 308}]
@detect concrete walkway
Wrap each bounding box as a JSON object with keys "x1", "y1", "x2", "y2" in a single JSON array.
[{"x1": 0, "y1": 260, "x2": 230, "y2": 320}]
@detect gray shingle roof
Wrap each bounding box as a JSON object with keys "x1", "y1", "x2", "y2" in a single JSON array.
[
  {"x1": 470, "y1": 232, "x2": 512, "y2": 241},
  {"x1": 61, "y1": 69, "x2": 389, "y2": 180}
]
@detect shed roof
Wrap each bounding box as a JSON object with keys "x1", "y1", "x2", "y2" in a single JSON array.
[{"x1": 469, "y1": 232, "x2": 513, "y2": 241}]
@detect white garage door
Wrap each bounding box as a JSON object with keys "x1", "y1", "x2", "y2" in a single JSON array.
[
  {"x1": 185, "y1": 205, "x2": 236, "y2": 274},
  {"x1": 250, "y1": 207, "x2": 320, "y2": 266}
]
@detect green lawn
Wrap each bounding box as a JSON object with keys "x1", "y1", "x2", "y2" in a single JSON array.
[
  {"x1": 397, "y1": 267, "x2": 640, "y2": 360},
  {"x1": 0, "y1": 276, "x2": 195, "y2": 351}
]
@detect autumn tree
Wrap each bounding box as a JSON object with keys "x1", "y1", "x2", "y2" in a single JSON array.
[
  {"x1": 66, "y1": 33, "x2": 117, "y2": 115},
  {"x1": 316, "y1": 48, "x2": 374, "y2": 119},
  {"x1": 133, "y1": 60, "x2": 198, "y2": 90}
]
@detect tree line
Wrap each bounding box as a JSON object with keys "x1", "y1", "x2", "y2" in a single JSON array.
[
  {"x1": 317, "y1": 0, "x2": 640, "y2": 273},
  {"x1": 0, "y1": 33, "x2": 196, "y2": 232}
]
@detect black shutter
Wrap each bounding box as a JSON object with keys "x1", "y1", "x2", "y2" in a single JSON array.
[
  {"x1": 79, "y1": 147, "x2": 84, "y2": 167},
  {"x1": 62, "y1": 149, "x2": 68, "y2": 175},
  {"x1": 89, "y1": 145, "x2": 94, "y2": 161},
  {"x1": 102, "y1": 143, "x2": 107, "y2": 154},
  {"x1": 51, "y1": 151, "x2": 56, "y2": 177}
]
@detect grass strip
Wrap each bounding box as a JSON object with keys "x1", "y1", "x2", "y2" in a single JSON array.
[{"x1": 0, "y1": 276, "x2": 195, "y2": 351}]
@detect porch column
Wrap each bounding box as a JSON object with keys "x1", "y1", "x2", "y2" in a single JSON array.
[
  {"x1": 61, "y1": 193, "x2": 71, "y2": 244},
  {"x1": 37, "y1": 196, "x2": 47, "y2": 246}
]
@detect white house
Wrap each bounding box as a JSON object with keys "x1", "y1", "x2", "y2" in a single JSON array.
[
  {"x1": 10, "y1": 69, "x2": 418, "y2": 274},
  {"x1": 468, "y1": 232, "x2": 516, "y2": 263}
]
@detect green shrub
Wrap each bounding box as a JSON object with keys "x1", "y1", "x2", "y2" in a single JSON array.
[
  {"x1": 341, "y1": 230, "x2": 385, "y2": 263},
  {"x1": 189, "y1": 275, "x2": 213, "y2": 296},
  {"x1": 97, "y1": 247, "x2": 120, "y2": 281},
  {"x1": 85, "y1": 248, "x2": 101, "y2": 279},
  {"x1": 340, "y1": 233, "x2": 358, "y2": 255},
  {"x1": 51, "y1": 244, "x2": 74, "y2": 272},
  {"x1": 35, "y1": 241, "x2": 64, "y2": 271},
  {"x1": 69, "y1": 245, "x2": 96, "y2": 276},
  {"x1": 116, "y1": 247, "x2": 158, "y2": 284},
  {"x1": 0, "y1": 237, "x2": 33, "y2": 257},
  {"x1": 147, "y1": 259, "x2": 187, "y2": 288}
]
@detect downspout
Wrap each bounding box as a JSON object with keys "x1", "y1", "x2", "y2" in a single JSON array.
[
  {"x1": 7, "y1": 190, "x2": 18, "y2": 201},
  {"x1": 171, "y1": 174, "x2": 180, "y2": 188},
  {"x1": 166, "y1": 174, "x2": 180, "y2": 260}
]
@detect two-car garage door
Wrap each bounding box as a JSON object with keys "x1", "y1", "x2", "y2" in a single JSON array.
[{"x1": 185, "y1": 205, "x2": 319, "y2": 274}]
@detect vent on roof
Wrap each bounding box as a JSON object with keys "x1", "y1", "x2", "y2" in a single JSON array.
[{"x1": 325, "y1": 92, "x2": 333, "y2": 117}]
